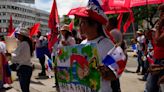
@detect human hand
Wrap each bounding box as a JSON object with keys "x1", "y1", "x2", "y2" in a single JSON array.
[
  {"x1": 97, "y1": 64, "x2": 111, "y2": 80},
  {"x1": 148, "y1": 64, "x2": 164, "y2": 75}
]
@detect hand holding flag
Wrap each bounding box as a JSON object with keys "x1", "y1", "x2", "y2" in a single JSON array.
[{"x1": 102, "y1": 46, "x2": 127, "y2": 78}]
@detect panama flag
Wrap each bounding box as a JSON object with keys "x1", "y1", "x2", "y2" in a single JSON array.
[
  {"x1": 9, "y1": 22, "x2": 23, "y2": 37},
  {"x1": 88, "y1": 0, "x2": 108, "y2": 25},
  {"x1": 45, "y1": 55, "x2": 53, "y2": 78},
  {"x1": 102, "y1": 46, "x2": 127, "y2": 78}
]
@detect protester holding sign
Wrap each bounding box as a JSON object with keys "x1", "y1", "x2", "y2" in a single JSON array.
[
  {"x1": 73, "y1": 0, "x2": 116, "y2": 91},
  {"x1": 59, "y1": 24, "x2": 76, "y2": 47},
  {"x1": 66, "y1": 0, "x2": 128, "y2": 91},
  {"x1": 79, "y1": 17, "x2": 115, "y2": 92}
]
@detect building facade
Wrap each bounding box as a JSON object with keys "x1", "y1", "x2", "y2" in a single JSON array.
[{"x1": 0, "y1": 1, "x2": 50, "y2": 35}]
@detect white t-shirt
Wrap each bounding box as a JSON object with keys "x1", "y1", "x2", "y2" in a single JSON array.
[
  {"x1": 137, "y1": 35, "x2": 145, "y2": 43},
  {"x1": 66, "y1": 36, "x2": 76, "y2": 46},
  {"x1": 12, "y1": 41, "x2": 32, "y2": 67},
  {"x1": 81, "y1": 36, "x2": 114, "y2": 92},
  {"x1": 35, "y1": 36, "x2": 45, "y2": 48},
  {"x1": 137, "y1": 35, "x2": 145, "y2": 51},
  {"x1": 59, "y1": 36, "x2": 76, "y2": 47}
]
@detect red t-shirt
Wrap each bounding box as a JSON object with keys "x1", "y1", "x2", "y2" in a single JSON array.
[
  {"x1": 154, "y1": 28, "x2": 164, "y2": 59},
  {"x1": 154, "y1": 46, "x2": 164, "y2": 59}
]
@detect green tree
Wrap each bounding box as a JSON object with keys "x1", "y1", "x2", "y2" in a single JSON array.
[
  {"x1": 106, "y1": 4, "x2": 159, "y2": 29},
  {"x1": 132, "y1": 4, "x2": 159, "y2": 29},
  {"x1": 61, "y1": 15, "x2": 71, "y2": 25}
]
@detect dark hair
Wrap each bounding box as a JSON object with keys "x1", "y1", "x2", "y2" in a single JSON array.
[
  {"x1": 22, "y1": 36, "x2": 34, "y2": 56},
  {"x1": 72, "y1": 29, "x2": 77, "y2": 37},
  {"x1": 108, "y1": 18, "x2": 118, "y2": 28},
  {"x1": 72, "y1": 29, "x2": 82, "y2": 44},
  {"x1": 87, "y1": 18, "x2": 106, "y2": 37},
  {"x1": 37, "y1": 31, "x2": 41, "y2": 38},
  {"x1": 64, "y1": 30, "x2": 72, "y2": 40}
]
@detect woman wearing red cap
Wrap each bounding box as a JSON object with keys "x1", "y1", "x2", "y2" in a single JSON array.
[
  {"x1": 73, "y1": 4, "x2": 116, "y2": 91},
  {"x1": 79, "y1": 16, "x2": 115, "y2": 92}
]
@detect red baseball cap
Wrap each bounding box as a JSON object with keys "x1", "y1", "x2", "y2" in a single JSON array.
[{"x1": 67, "y1": 7, "x2": 108, "y2": 25}]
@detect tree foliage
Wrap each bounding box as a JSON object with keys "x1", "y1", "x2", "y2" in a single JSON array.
[
  {"x1": 61, "y1": 4, "x2": 160, "y2": 30},
  {"x1": 132, "y1": 4, "x2": 159, "y2": 29}
]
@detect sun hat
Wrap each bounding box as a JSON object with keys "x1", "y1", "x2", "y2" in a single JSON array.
[
  {"x1": 136, "y1": 29, "x2": 144, "y2": 34},
  {"x1": 15, "y1": 28, "x2": 29, "y2": 38},
  {"x1": 67, "y1": 0, "x2": 108, "y2": 25},
  {"x1": 60, "y1": 25, "x2": 70, "y2": 32}
]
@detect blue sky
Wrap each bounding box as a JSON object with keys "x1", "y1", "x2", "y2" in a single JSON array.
[{"x1": 34, "y1": 0, "x2": 88, "y2": 17}]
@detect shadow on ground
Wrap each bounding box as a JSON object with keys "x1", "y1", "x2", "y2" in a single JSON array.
[{"x1": 124, "y1": 69, "x2": 136, "y2": 73}]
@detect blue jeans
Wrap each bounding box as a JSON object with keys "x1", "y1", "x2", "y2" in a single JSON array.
[
  {"x1": 137, "y1": 50, "x2": 145, "y2": 73},
  {"x1": 17, "y1": 65, "x2": 32, "y2": 92},
  {"x1": 145, "y1": 59, "x2": 164, "y2": 92}
]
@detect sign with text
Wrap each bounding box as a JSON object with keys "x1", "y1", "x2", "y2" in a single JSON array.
[{"x1": 55, "y1": 43, "x2": 101, "y2": 92}]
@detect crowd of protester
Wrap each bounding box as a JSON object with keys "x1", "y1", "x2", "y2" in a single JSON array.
[{"x1": 130, "y1": 4, "x2": 164, "y2": 92}]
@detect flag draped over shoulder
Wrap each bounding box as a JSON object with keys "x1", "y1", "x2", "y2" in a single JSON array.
[
  {"x1": 29, "y1": 22, "x2": 40, "y2": 37},
  {"x1": 7, "y1": 15, "x2": 15, "y2": 36},
  {"x1": 48, "y1": 0, "x2": 59, "y2": 52},
  {"x1": 102, "y1": 46, "x2": 127, "y2": 78}
]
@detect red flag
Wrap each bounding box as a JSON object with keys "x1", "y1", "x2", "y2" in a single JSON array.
[
  {"x1": 7, "y1": 15, "x2": 15, "y2": 36},
  {"x1": 48, "y1": 0, "x2": 59, "y2": 52},
  {"x1": 123, "y1": 11, "x2": 134, "y2": 33},
  {"x1": 69, "y1": 20, "x2": 74, "y2": 32},
  {"x1": 46, "y1": 32, "x2": 51, "y2": 41},
  {"x1": 29, "y1": 22, "x2": 40, "y2": 37},
  {"x1": 117, "y1": 13, "x2": 123, "y2": 30},
  {"x1": 48, "y1": 0, "x2": 59, "y2": 30}
]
